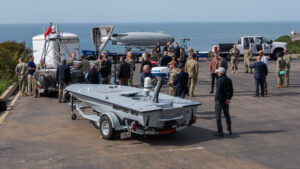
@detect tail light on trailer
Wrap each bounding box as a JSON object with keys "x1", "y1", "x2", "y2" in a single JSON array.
[{"x1": 193, "y1": 116, "x2": 197, "y2": 124}]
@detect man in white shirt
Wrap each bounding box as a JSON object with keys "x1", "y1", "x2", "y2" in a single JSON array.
[{"x1": 259, "y1": 50, "x2": 268, "y2": 95}]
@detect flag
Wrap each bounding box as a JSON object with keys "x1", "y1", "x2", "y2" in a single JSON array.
[{"x1": 44, "y1": 26, "x2": 52, "y2": 37}]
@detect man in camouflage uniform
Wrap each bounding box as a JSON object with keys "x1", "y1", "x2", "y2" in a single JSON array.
[
  {"x1": 127, "y1": 52, "x2": 135, "y2": 86},
  {"x1": 283, "y1": 49, "x2": 291, "y2": 86},
  {"x1": 243, "y1": 45, "x2": 253, "y2": 73},
  {"x1": 167, "y1": 61, "x2": 177, "y2": 96},
  {"x1": 229, "y1": 44, "x2": 240, "y2": 74},
  {"x1": 15, "y1": 58, "x2": 28, "y2": 96},
  {"x1": 276, "y1": 52, "x2": 286, "y2": 88},
  {"x1": 185, "y1": 53, "x2": 199, "y2": 97},
  {"x1": 77, "y1": 55, "x2": 90, "y2": 76}
]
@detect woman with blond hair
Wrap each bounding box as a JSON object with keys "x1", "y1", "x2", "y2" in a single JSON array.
[{"x1": 140, "y1": 53, "x2": 152, "y2": 73}]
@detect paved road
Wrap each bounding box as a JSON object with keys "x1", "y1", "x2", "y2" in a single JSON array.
[{"x1": 1, "y1": 59, "x2": 300, "y2": 169}]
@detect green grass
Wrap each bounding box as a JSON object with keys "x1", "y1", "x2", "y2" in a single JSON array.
[
  {"x1": 275, "y1": 35, "x2": 300, "y2": 54},
  {"x1": 0, "y1": 80, "x2": 12, "y2": 95}
]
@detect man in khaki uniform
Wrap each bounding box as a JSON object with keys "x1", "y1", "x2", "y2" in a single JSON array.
[
  {"x1": 283, "y1": 49, "x2": 291, "y2": 86},
  {"x1": 229, "y1": 44, "x2": 240, "y2": 74},
  {"x1": 243, "y1": 45, "x2": 253, "y2": 73},
  {"x1": 15, "y1": 58, "x2": 28, "y2": 96},
  {"x1": 276, "y1": 52, "x2": 286, "y2": 88},
  {"x1": 126, "y1": 52, "x2": 135, "y2": 86},
  {"x1": 77, "y1": 55, "x2": 90, "y2": 75},
  {"x1": 185, "y1": 53, "x2": 199, "y2": 97},
  {"x1": 67, "y1": 52, "x2": 77, "y2": 66},
  {"x1": 167, "y1": 61, "x2": 177, "y2": 96}
]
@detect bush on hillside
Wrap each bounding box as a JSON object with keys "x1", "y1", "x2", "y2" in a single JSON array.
[
  {"x1": 275, "y1": 35, "x2": 300, "y2": 54},
  {"x1": 0, "y1": 41, "x2": 31, "y2": 81}
]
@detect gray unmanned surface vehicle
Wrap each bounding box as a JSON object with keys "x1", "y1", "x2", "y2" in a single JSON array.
[{"x1": 66, "y1": 67, "x2": 201, "y2": 140}]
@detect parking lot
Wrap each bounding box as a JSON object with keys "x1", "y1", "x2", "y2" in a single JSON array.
[{"x1": 1, "y1": 59, "x2": 300, "y2": 169}]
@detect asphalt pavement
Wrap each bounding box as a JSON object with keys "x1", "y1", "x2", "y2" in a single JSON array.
[{"x1": 1, "y1": 59, "x2": 300, "y2": 169}]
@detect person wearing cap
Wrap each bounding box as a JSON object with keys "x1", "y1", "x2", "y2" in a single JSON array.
[
  {"x1": 229, "y1": 44, "x2": 240, "y2": 74},
  {"x1": 187, "y1": 48, "x2": 194, "y2": 60},
  {"x1": 214, "y1": 67, "x2": 233, "y2": 137},
  {"x1": 243, "y1": 45, "x2": 253, "y2": 74},
  {"x1": 259, "y1": 50, "x2": 269, "y2": 95},
  {"x1": 283, "y1": 49, "x2": 291, "y2": 86},
  {"x1": 173, "y1": 64, "x2": 189, "y2": 99},
  {"x1": 185, "y1": 53, "x2": 199, "y2": 97},
  {"x1": 249, "y1": 55, "x2": 268, "y2": 97},
  {"x1": 276, "y1": 52, "x2": 286, "y2": 88},
  {"x1": 77, "y1": 55, "x2": 90, "y2": 76},
  {"x1": 167, "y1": 61, "x2": 177, "y2": 96},
  {"x1": 117, "y1": 56, "x2": 130, "y2": 86}
]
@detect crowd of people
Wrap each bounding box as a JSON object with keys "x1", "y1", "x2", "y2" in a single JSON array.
[{"x1": 15, "y1": 41, "x2": 292, "y2": 137}]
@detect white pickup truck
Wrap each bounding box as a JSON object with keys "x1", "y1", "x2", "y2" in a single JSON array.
[{"x1": 212, "y1": 36, "x2": 287, "y2": 60}]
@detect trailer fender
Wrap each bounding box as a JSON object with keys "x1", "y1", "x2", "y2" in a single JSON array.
[{"x1": 100, "y1": 112, "x2": 123, "y2": 131}]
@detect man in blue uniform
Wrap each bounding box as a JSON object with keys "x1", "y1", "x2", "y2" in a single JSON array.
[{"x1": 214, "y1": 67, "x2": 233, "y2": 137}]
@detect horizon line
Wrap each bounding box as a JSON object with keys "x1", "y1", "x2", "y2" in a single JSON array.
[{"x1": 1, "y1": 21, "x2": 300, "y2": 25}]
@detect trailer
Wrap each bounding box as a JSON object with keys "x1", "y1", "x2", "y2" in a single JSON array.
[{"x1": 66, "y1": 67, "x2": 201, "y2": 140}]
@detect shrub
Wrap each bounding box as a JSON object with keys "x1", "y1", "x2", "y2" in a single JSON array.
[{"x1": 275, "y1": 35, "x2": 300, "y2": 54}]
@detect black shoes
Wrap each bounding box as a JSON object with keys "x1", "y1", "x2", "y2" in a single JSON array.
[
  {"x1": 228, "y1": 129, "x2": 232, "y2": 135},
  {"x1": 209, "y1": 91, "x2": 213, "y2": 94},
  {"x1": 213, "y1": 132, "x2": 224, "y2": 137}
]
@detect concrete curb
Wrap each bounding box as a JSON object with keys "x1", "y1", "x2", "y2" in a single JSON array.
[
  {"x1": 0, "y1": 83, "x2": 17, "y2": 101},
  {"x1": 0, "y1": 92, "x2": 20, "y2": 125},
  {"x1": 0, "y1": 83, "x2": 19, "y2": 125}
]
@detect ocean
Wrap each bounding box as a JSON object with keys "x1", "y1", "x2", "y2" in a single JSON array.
[{"x1": 0, "y1": 22, "x2": 300, "y2": 52}]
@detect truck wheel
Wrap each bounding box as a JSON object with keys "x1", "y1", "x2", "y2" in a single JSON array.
[
  {"x1": 100, "y1": 116, "x2": 115, "y2": 140},
  {"x1": 271, "y1": 49, "x2": 282, "y2": 60}
]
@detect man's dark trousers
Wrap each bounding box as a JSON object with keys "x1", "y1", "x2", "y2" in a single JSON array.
[
  {"x1": 211, "y1": 73, "x2": 217, "y2": 92},
  {"x1": 255, "y1": 78, "x2": 265, "y2": 96},
  {"x1": 215, "y1": 101, "x2": 231, "y2": 133}
]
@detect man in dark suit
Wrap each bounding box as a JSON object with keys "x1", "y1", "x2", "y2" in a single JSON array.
[
  {"x1": 214, "y1": 67, "x2": 233, "y2": 137},
  {"x1": 249, "y1": 56, "x2": 268, "y2": 97},
  {"x1": 56, "y1": 59, "x2": 71, "y2": 103},
  {"x1": 160, "y1": 51, "x2": 172, "y2": 67},
  {"x1": 87, "y1": 64, "x2": 100, "y2": 84},
  {"x1": 173, "y1": 64, "x2": 189, "y2": 98},
  {"x1": 117, "y1": 56, "x2": 130, "y2": 86}
]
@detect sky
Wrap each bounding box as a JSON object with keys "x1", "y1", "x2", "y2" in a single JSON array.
[{"x1": 0, "y1": 0, "x2": 299, "y2": 24}]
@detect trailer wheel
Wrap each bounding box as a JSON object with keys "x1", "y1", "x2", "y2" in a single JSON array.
[
  {"x1": 71, "y1": 114, "x2": 77, "y2": 120},
  {"x1": 100, "y1": 116, "x2": 115, "y2": 140}
]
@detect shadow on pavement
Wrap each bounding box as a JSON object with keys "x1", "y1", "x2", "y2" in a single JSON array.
[
  {"x1": 235, "y1": 130, "x2": 286, "y2": 135},
  {"x1": 131, "y1": 126, "x2": 238, "y2": 146}
]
